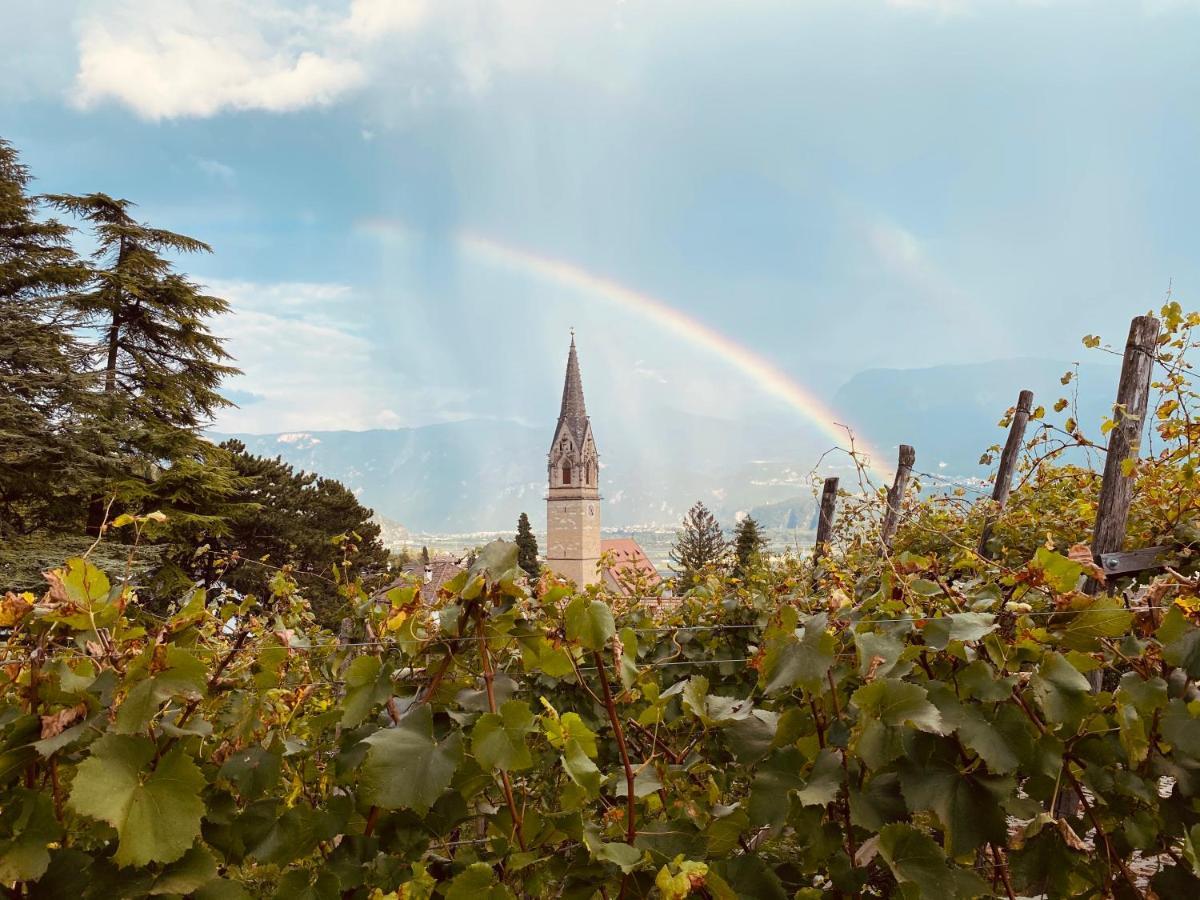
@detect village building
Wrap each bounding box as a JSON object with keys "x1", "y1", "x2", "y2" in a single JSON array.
[
  {"x1": 372, "y1": 555, "x2": 466, "y2": 606},
  {"x1": 545, "y1": 335, "x2": 659, "y2": 593}
]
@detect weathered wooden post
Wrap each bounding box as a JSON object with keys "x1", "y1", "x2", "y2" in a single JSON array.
[
  {"x1": 1056, "y1": 314, "x2": 1160, "y2": 817},
  {"x1": 881, "y1": 445, "x2": 915, "y2": 550},
  {"x1": 1089, "y1": 315, "x2": 1161, "y2": 583},
  {"x1": 979, "y1": 389, "x2": 1034, "y2": 558},
  {"x1": 812, "y1": 477, "x2": 839, "y2": 571}
]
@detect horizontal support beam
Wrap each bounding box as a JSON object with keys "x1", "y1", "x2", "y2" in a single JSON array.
[{"x1": 1098, "y1": 545, "x2": 1169, "y2": 576}]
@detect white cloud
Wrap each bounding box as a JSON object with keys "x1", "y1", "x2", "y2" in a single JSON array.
[
  {"x1": 69, "y1": 0, "x2": 639, "y2": 120},
  {"x1": 344, "y1": 0, "x2": 429, "y2": 39},
  {"x1": 194, "y1": 157, "x2": 235, "y2": 181},
  {"x1": 209, "y1": 278, "x2": 470, "y2": 433},
  {"x1": 632, "y1": 361, "x2": 668, "y2": 384},
  {"x1": 72, "y1": 0, "x2": 366, "y2": 120}
]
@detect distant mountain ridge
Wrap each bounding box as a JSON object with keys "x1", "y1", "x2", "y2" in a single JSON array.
[
  {"x1": 216, "y1": 358, "x2": 1121, "y2": 533},
  {"x1": 833, "y1": 357, "x2": 1120, "y2": 476}
]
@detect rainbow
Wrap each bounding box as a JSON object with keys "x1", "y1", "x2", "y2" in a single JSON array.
[{"x1": 360, "y1": 218, "x2": 890, "y2": 481}]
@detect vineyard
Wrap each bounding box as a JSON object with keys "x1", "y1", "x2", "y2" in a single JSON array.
[{"x1": 1, "y1": 305, "x2": 1199, "y2": 899}]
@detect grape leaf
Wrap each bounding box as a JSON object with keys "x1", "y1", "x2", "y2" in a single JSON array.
[
  {"x1": 68, "y1": 735, "x2": 204, "y2": 867},
  {"x1": 360, "y1": 705, "x2": 463, "y2": 814},
  {"x1": 472, "y1": 700, "x2": 536, "y2": 772}
]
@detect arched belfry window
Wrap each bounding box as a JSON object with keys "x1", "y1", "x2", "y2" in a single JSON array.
[{"x1": 562, "y1": 464, "x2": 571, "y2": 485}]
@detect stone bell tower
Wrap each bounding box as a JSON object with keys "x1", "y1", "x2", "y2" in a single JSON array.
[{"x1": 546, "y1": 333, "x2": 601, "y2": 586}]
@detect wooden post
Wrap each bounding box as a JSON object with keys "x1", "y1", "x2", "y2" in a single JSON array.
[
  {"x1": 979, "y1": 389, "x2": 1034, "y2": 558},
  {"x1": 813, "y1": 477, "x2": 839, "y2": 569},
  {"x1": 1089, "y1": 314, "x2": 1161, "y2": 575},
  {"x1": 1056, "y1": 314, "x2": 1160, "y2": 817},
  {"x1": 881, "y1": 445, "x2": 915, "y2": 550}
]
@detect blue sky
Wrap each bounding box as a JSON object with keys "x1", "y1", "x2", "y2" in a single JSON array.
[{"x1": 3, "y1": 0, "x2": 1199, "y2": 451}]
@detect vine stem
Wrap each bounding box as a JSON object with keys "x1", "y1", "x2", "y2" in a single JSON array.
[
  {"x1": 991, "y1": 843, "x2": 1016, "y2": 900},
  {"x1": 172, "y1": 626, "x2": 250, "y2": 738},
  {"x1": 476, "y1": 605, "x2": 527, "y2": 852},
  {"x1": 827, "y1": 670, "x2": 856, "y2": 869},
  {"x1": 592, "y1": 648, "x2": 637, "y2": 846},
  {"x1": 1064, "y1": 765, "x2": 1146, "y2": 900}
]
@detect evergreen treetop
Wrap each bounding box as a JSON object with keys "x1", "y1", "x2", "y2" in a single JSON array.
[
  {"x1": 732, "y1": 514, "x2": 767, "y2": 579},
  {"x1": 0, "y1": 140, "x2": 106, "y2": 534},
  {"x1": 44, "y1": 192, "x2": 238, "y2": 430},
  {"x1": 668, "y1": 501, "x2": 729, "y2": 588},
  {"x1": 515, "y1": 512, "x2": 540, "y2": 580}
]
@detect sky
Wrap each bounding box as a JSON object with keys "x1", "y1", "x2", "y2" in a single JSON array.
[{"x1": 3, "y1": 0, "x2": 1199, "y2": 464}]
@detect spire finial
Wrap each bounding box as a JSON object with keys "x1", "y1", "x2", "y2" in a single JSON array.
[{"x1": 569, "y1": 327, "x2": 575, "y2": 346}]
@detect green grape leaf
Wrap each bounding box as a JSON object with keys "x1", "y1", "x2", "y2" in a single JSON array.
[
  {"x1": 1160, "y1": 607, "x2": 1200, "y2": 678},
  {"x1": 471, "y1": 700, "x2": 536, "y2": 772},
  {"x1": 876, "y1": 823, "x2": 988, "y2": 897},
  {"x1": 1033, "y1": 548, "x2": 1084, "y2": 594},
  {"x1": 149, "y1": 845, "x2": 218, "y2": 895},
  {"x1": 360, "y1": 705, "x2": 463, "y2": 814},
  {"x1": 565, "y1": 597, "x2": 615, "y2": 650},
  {"x1": 855, "y1": 632, "x2": 910, "y2": 680},
  {"x1": 114, "y1": 646, "x2": 207, "y2": 734},
  {"x1": 1031, "y1": 653, "x2": 1092, "y2": 729},
  {"x1": 561, "y1": 738, "x2": 601, "y2": 796},
  {"x1": 340, "y1": 655, "x2": 392, "y2": 727},
  {"x1": 445, "y1": 862, "x2": 516, "y2": 899},
  {"x1": 851, "y1": 679, "x2": 945, "y2": 734},
  {"x1": 921, "y1": 613, "x2": 996, "y2": 651},
  {"x1": 543, "y1": 711, "x2": 598, "y2": 757},
  {"x1": 795, "y1": 749, "x2": 843, "y2": 807},
  {"x1": 68, "y1": 735, "x2": 204, "y2": 867},
  {"x1": 762, "y1": 613, "x2": 836, "y2": 694},
  {"x1": 0, "y1": 790, "x2": 60, "y2": 882},
  {"x1": 898, "y1": 758, "x2": 1011, "y2": 854}
]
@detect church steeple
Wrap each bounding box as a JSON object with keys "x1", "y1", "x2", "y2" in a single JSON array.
[
  {"x1": 557, "y1": 331, "x2": 588, "y2": 434},
  {"x1": 545, "y1": 332, "x2": 601, "y2": 586}
]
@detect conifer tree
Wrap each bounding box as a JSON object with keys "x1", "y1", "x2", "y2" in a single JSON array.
[
  {"x1": 45, "y1": 193, "x2": 237, "y2": 429},
  {"x1": 669, "y1": 501, "x2": 729, "y2": 588},
  {"x1": 515, "y1": 512, "x2": 541, "y2": 580},
  {"x1": 0, "y1": 140, "x2": 104, "y2": 534},
  {"x1": 197, "y1": 440, "x2": 388, "y2": 626},
  {"x1": 45, "y1": 193, "x2": 239, "y2": 530},
  {"x1": 421, "y1": 546, "x2": 430, "y2": 566},
  {"x1": 732, "y1": 515, "x2": 767, "y2": 580}
]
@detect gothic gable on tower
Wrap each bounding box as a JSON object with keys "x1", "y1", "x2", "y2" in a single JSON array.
[{"x1": 547, "y1": 335, "x2": 599, "y2": 491}]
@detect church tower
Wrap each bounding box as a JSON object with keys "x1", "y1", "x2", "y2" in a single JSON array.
[{"x1": 545, "y1": 334, "x2": 601, "y2": 586}]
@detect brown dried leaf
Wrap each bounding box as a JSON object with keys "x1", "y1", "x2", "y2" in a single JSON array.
[
  {"x1": 1056, "y1": 817, "x2": 1089, "y2": 851},
  {"x1": 40, "y1": 703, "x2": 87, "y2": 740},
  {"x1": 1067, "y1": 543, "x2": 1106, "y2": 584}
]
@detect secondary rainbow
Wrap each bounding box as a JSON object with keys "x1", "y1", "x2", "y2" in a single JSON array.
[{"x1": 361, "y1": 218, "x2": 889, "y2": 480}]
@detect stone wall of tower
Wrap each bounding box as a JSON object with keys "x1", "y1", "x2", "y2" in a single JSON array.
[{"x1": 546, "y1": 495, "x2": 601, "y2": 587}]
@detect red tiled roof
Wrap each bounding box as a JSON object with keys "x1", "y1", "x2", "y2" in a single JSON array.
[{"x1": 600, "y1": 538, "x2": 661, "y2": 595}]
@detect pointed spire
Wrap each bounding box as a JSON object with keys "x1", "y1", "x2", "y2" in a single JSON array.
[{"x1": 559, "y1": 331, "x2": 587, "y2": 422}]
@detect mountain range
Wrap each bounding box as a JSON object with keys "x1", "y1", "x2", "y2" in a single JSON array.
[{"x1": 216, "y1": 357, "x2": 1121, "y2": 534}]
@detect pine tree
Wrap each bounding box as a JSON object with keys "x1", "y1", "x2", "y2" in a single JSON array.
[
  {"x1": 515, "y1": 512, "x2": 540, "y2": 580},
  {"x1": 45, "y1": 193, "x2": 237, "y2": 428},
  {"x1": 669, "y1": 501, "x2": 729, "y2": 588},
  {"x1": 45, "y1": 193, "x2": 240, "y2": 531},
  {"x1": 0, "y1": 139, "x2": 105, "y2": 535},
  {"x1": 196, "y1": 440, "x2": 389, "y2": 626},
  {"x1": 421, "y1": 546, "x2": 430, "y2": 566},
  {"x1": 732, "y1": 515, "x2": 767, "y2": 580}
]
